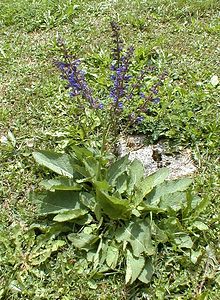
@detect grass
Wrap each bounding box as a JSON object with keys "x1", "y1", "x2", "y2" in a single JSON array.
[{"x1": 0, "y1": 0, "x2": 219, "y2": 299}]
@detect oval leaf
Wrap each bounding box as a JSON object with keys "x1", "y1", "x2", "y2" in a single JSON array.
[
  {"x1": 68, "y1": 232, "x2": 99, "y2": 249},
  {"x1": 40, "y1": 177, "x2": 81, "y2": 191},
  {"x1": 31, "y1": 190, "x2": 83, "y2": 215},
  {"x1": 33, "y1": 151, "x2": 74, "y2": 178},
  {"x1": 138, "y1": 258, "x2": 154, "y2": 284},
  {"x1": 106, "y1": 245, "x2": 119, "y2": 269},
  {"x1": 115, "y1": 219, "x2": 155, "y2": 256},
  {"x1": 53, "y1": 209, "x2": 88, "y2": 222},
  {"x1": 126, "y1": 249, "x2": 145, "y2": 284}
]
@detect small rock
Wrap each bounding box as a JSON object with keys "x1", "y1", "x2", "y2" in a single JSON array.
[{"x1": 118, "y1": 135, "x2": 197, "y2": 180}]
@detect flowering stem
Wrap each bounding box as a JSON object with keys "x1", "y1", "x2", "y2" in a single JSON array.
[{"x1": 96, "y1": 122, "x2": 111, "y2": 180}]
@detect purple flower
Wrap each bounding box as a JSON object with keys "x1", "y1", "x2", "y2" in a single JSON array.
[
  {"x1": 140, "y1": 92, "x2": 145, "y2": 99},
  {"x1": 150, "y1": 86, "x2": 159, "y2": 95},
  {"x1": 98, "y1": 103, "x2": 104, "y2": 109},
  {"x1": 118, "y1": 102, "x2": 123, "y2": 109},
  {"x1": 55, "y1": 58, "x2": 98, "y2": 109},
  {"x1": 152, "y1": 97, "x2": 160, "y2": 104},
  {"x1": 109, "y1": 45, "x2": 134, "y2": 110},
  {"x1": 136, "y1": 116, "x2": 144, "y2": 123}
]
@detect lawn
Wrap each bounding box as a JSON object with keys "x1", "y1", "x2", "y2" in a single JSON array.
[{"x1": 0, "y1": 0, "x2": 219, "y2": 299}]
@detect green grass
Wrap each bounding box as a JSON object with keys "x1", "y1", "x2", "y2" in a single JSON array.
[{"x1": 0, "y1": 0, "x2": 219, "y2": 299}]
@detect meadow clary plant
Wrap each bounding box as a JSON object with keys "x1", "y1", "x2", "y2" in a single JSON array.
[
  {"x1": 55, "y1": 22, "x2": 167, "y2": 152},
  {"x1": 32, "y1": 22, "x2": 204, "y2": 286}
]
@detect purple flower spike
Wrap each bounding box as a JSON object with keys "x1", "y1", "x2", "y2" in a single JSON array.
[{"x1": 55, "y1": 58, "x2": 98, "y2": 109}]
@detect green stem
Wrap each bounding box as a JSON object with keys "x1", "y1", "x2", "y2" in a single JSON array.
[{"x1": 96, "y1": 122, "x2": 111, "y2": 181}]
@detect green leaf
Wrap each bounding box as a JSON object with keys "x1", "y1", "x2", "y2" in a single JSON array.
[
  {"x1": 97, "y1": 191, "x2": 131, "y2": 220},
  {"x1": 146, "y1": 177, "x2": 193, "y2": 206},
  {"x1": 191, "y1": 249, "x2": 203, "y2": 264},
  {"x1": 160, "y1": 217, "x2": 184, "y2": 234},
  {"x1": 159, "y1": 191, "x2": 187, "y2": 211},
  {"x1": 80, "y1": 192, "x2": 96, "y2": 210},
  {"x1": 68, "y1": 232, "x2": 99, "y2": 249},
  {"x1": 94, "y1": 203, "x2": 102, "y2": 221},
  {"x1": 40, "y1": 177, "x2": 81, "y2": 191},
  {"x1": 71, "y1": 163, "x2": 89, "y2": 177},
  {"x1": 83, "y1": 156, "x2": 99, "y2": 177},
  {"x1": 138, "y1": 258, "x2": 154, "y2": 284},
  {"x1": 71, "y1": 145, "x2": 94, "y2": 160},
  {"x1": 126, "y1": 249, "x2": 145, "y2": 284},
  {"x1": 115, "y1": 173, "x2": 128, "y2": 194},
  {"x1": 151, "y1": 221, "x2": 168, "y2": 244},
  {"x1": 31, "y1": 190, "x2": 83, "y2": 215},
  {"x1": 127, "y1": 159, "x2": 144, "y2": 195},
  {"x1": 106, "y1": 245, "x2": 119, "y2": 269},
  {"x1": 192, "y1": 221, "x2": 209, "y2": 231},
  {"x1": 148, "y1": 167, "x2": 170, "y2": 186},
  {"x1": 74, "y1": 214, "x2": 93, "y2": 225},
  {"x1": 174, "y1": 234, "x2": 193, "y2": 249},
  {"x1": 93, "y1": 180, "x2": 111, "y2": 191},
  {"x1": 107, "y1": 155, "x2": 129, "y2": 186},
  {"x1": 191, "y1": 195, "x2": 210, "y2": 218},
  {"x1": 93, "y1": 238, "x2": 103, "y2": 269},
  {"x1": 53, "y1": 208, "x2": 88, "y2": 222},
  {"x1": 140, "y1": 203, "x2": 165, "y2": 213},
  {"x1": 33, "y1": 151, "x2": 75, "y2": 178},
  {"x1": 115, "y1": 219, "x2": 154, "y2": 256},
  {"x1": 134, "y1": 168, "x2": 169, "y2": 206}
]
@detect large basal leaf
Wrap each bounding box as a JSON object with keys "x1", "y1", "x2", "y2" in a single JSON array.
[
  {"x1": 115, "y1": 173, "x2": 128, "y2": 194},
  {"x1": 159, "y1": 191, "x2": 187, "y2": 211},
  {"x1": 40, "y1": 177, "x2": 81, "y2": 191},
  {"x1": 106, "y1": 155, "x2": 129, "y2": 186},
  {"x1": 71, "y1": 162, "x2": 89, "y2": 178},
  {"x1": 83, "y1": 156, "x2": 99, "y2": 178},
  {"x1": 106, "y1": 245, "x2": 119, "y2": 269},
  {"x1": 151, "y1": 221, "x2": 168, "y2": 244},
  {"x1": 134, "y1": 168, "x2": 169, "y2": 206},
  {"x1": 33, "y1": 150, "x2": 75, "y2": 178},
  {"x1": 149, "y1": 167, "x2": 170, "y2": 186},
  {"x1": 145, "y1": 177, "x2": 193, "y2": 206},
  {"x1": 31, "y1": 190, "x2": 83, "y2": 215},
  {"x1": 53, "y1": 208, "x2": 88, "y2": 222},
  {"x1": 97, "y1": 191, "x2": 131, "y2": 220},
  {"x1": 126, "y1": 249, "x2": 145, "y2": 284},
  {"x1": 127, "y1": 159, "x2": 144, "y2": 196},
  {"x1": 115, "y1": 219, "x2": 155, "y2": 257},
  {"x1": 138, "y1": 258, "x2": 154, "y2": 284},
  {"x1": 68, "y1": 232, "x2": 99, "y2": 249}
]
